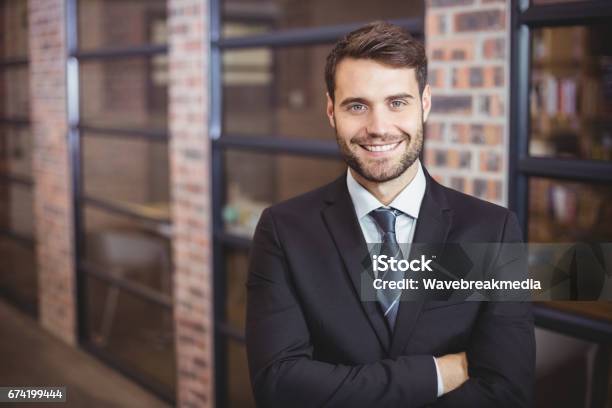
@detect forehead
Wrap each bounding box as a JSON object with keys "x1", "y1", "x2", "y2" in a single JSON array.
[{"x1": 334, "y1": 58, "x2": 419, "y2": 98}]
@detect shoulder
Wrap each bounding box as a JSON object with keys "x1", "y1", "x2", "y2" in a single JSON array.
[
  {"x1": 262, "y1": 175, "x2": 342, "y2": 221},
  {"x1": 422, "y1": 165, "x2": 512, "y2": 223},
  {"x1": 435, "y1": 182, "x2": 520, "y2": 241},
  {"x1": 253, "y1": 175, "x2": 343, "y2": 246}
]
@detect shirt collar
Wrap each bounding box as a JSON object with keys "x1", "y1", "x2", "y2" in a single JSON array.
[{"x1": 346, "y1": 159, "x2": 426, "y2": 221}]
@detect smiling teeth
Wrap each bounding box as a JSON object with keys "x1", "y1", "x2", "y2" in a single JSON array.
[{"x1": 363, "y1": 142, "x2": 400, "y2": 152}]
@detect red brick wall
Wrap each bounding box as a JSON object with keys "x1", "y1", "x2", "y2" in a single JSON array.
[
  {"x1": 28, "y1": 0, "x2": 77, "y2": 345},
  {"x1": 424, "y1": 0, "x2": 508, "y2": 205},
  {"x1": 168, "y1": 0, "x2": 214, "y2": 406}
]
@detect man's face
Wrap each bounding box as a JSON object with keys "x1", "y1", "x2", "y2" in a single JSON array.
[{"x1": 326, "y1": 58, "x2": 431, "y2": 183}]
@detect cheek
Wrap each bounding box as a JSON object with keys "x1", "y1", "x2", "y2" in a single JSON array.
[
  {"x1": 397, "y1": 124, "x2": 417, "y2": 138},
  {"x1": 397, "y1": 117, "x2": 422, "y2": 138},
  {"x1": 335, "y1": 117, "x2": 364, "y2": 139}
]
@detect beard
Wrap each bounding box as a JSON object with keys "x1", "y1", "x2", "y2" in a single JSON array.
[{"x1": 334, "y1": 122, "x2": 424, "y2": 183}]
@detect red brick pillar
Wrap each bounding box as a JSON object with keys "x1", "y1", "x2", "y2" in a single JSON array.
[
  {"x1": 168, "y1": 0, "x2": 214, "y2": 406},
  {"x1": 28, "y1": 0, "x2": 77, "y2": 345},
  {"x1": 425, "y1": 0, "x2": 508, "y2": 205}
]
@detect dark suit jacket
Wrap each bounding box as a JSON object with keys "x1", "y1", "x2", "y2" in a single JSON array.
[{"x1": 246, "y1": 167, "x2": 535, "y2": 408}]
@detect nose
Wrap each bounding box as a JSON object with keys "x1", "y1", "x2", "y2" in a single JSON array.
[{"x1": 365, "y1": 106, "x2": 393, "y2": 137}]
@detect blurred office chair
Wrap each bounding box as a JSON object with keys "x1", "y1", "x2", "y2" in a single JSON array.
[
  {"x1": 87, "y1": 229, "x2": 172, "y2": 346},
  {"x1": 535, "y1": 327, "x2": 610, "y2": 408}
]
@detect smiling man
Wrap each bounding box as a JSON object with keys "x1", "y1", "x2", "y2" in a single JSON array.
[{"x1": 246, "y1": 22, "x2": 535, "y2": 407}]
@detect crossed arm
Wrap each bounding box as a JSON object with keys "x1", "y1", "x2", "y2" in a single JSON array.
[{"x1": 246, "y1": 208, "x2": 535, "y2": 407}]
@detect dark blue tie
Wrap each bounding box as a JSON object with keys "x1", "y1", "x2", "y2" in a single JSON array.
[{"x1": 370, "y1": 207, "x2": 403, "y2": 330}]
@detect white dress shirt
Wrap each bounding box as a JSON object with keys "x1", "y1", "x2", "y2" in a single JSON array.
[
  {"x1": 345, "y1": 159, "x2": 425, "y2": 245},
  {"x1": 345, "y1": 159, "x2": 444, "y2": 398}
]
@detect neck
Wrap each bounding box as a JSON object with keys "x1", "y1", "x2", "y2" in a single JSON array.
[{"x1": 351, "y1": 160, "x2": 420, "y2": 206}]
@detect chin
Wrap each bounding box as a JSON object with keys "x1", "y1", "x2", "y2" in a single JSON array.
[{"x1": 356, "y1": 165, "x2": 405, "y2": 183}]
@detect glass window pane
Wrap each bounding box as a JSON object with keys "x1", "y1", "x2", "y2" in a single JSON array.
[
  {"x1": 528, "y1": 177, "x2": 612, "y2": 242},
  {"x1": 227, "y1": 340, "x2": 255, "y2": 408},
  {"x1": 78, "y1": 0, "x2": 167, "y2": 50},
  {"x1": 0, "y1": 0, "x2": 29, "y2": 59},
  {"x1": 0, "y1": 66, "x2": 30, "y2": 118},
  {"x1": 221, "y1": 1, "x2": 423, "y2": 38},
  {"x1": 80, "y1": 56, "x2": 168, "y2": 130},
  {"x1": 82, "y1": 134, "x2": 170, "y2": 206},
  {"x1": 0, "y1": 237, "x2": 37, "y2": 313},
  {"x1": 530, "y1": 24, "x2": 612, "y2": 161},
  {"x1": 223, "y1": 150, "x2": 345, "y2": 238},
  {"x1": 225, "y1": 250, "x2": 248, "y2": 331},
  {"x1": 0, "y1": 182, "x2": 34, "y2": 239},
  {"x1": 83, "y1": 205, "x2": 172, "y2": 294},
  {"x1": 222, "y1": 44, "x2": 335, "y2": 139},
  {"x1": 85, "y1": 275, "x2": 175, "y2": 396},
  {"x1": 0, "y1": 125, "x2": 33, "y2": 178}
]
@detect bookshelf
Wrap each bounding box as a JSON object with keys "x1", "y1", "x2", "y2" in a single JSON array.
[
  {"x1": 527, "y1": 22, "x2": 612, "y2": 247},
  {"x1": 529, "y1": 24, "x2": 612, "y2": 162},
  {"x1": 510, "y1": 0, "x2": 612, "y2": 343}
]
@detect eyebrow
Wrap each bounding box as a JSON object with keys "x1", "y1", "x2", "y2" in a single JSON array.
[
  {"x1": 339, "y1": 97, "x2": 369, "y2": 108},
  {"x1": 339, "y1": 93, "x2": 416, "y2": 108},
  {"x1": 386, "y1": 93, "x2": 415, "y2": 101}
]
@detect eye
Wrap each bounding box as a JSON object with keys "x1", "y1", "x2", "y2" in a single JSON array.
[
  {"x1": 390, "y1": 100, "x2": 407, "y2": 109},
  {"x1": 348, "y1": 104, "x2": 367, "y2": 112}
]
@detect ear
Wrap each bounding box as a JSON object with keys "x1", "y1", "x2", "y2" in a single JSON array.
[
  {"x1": 325, "y1": 92, "x2": 336, "y2": 129},
  {"x1": 421, "y1": 84, "x2": 432, "y2": 123}
]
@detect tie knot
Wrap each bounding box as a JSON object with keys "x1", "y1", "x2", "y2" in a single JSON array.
[{"x1": 370, "y1": 207, "x2": 401, "y2": 235}]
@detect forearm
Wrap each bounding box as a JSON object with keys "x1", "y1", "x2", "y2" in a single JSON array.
[
  {"x1": 432, "y1": 302, "x2": 535, "y2": 408},
  {"x1": 429, "y1": 377, "x2": 501, "y2": 408},
  {"x1": 250, "y1": 352, "x2": 438, "y2": 408}
]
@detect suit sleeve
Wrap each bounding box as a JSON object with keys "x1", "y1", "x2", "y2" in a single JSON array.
[
  {"x1": 432, "y1": 211, "x2": 536, "y2": 408},
  {"x1": 246, "y1": 208, "x2": 439, "y2": 408}
]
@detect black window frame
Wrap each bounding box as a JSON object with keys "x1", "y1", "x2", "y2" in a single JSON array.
[
  {"x1": 0, "y1": 5, "x2": 36, "y2": 316},
  {"x1": 65, "y1": 0, "x2": 175, "y2": 403},
  {"x1": 208, "y1": 1, "x2": 424, "y2": 405},
  {"x1": 509, "y1": 0, "x2": 612, "y2": 343}
]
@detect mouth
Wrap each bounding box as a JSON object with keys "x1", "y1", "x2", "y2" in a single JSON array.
[{"x1": 358, "y1": 140, "x2": 404, "y2": 156}]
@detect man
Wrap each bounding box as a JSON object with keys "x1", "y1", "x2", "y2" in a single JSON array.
[{"x1": 246, "y1": 22, "x2": 535, "y2": 407}]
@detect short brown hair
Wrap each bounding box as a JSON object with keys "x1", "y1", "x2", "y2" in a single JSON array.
[{"x1": 325, "y1": 21, "x2": 427, "y2": 102}]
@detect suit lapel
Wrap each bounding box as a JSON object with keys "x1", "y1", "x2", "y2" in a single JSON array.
[
  {"x1": 320, "y1": 167, "x2": 454, "y2": 356},
  {"x1": 321, "y1": 172, "x2": 392, "y2": 352},
  {"x1": 389, "y1": 168, "x2": 453, "y2": 358}
]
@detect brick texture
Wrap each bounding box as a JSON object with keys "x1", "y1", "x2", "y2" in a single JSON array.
[
  {"x1": 168, "y1": 0, "x2": 214, "y2": 406},
  {"x1": 425, "y1": 0, "x2": 509, "y2": 205},
  {"x1": 28, "y1": 0, "x2": 77, "y2": 345}
]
